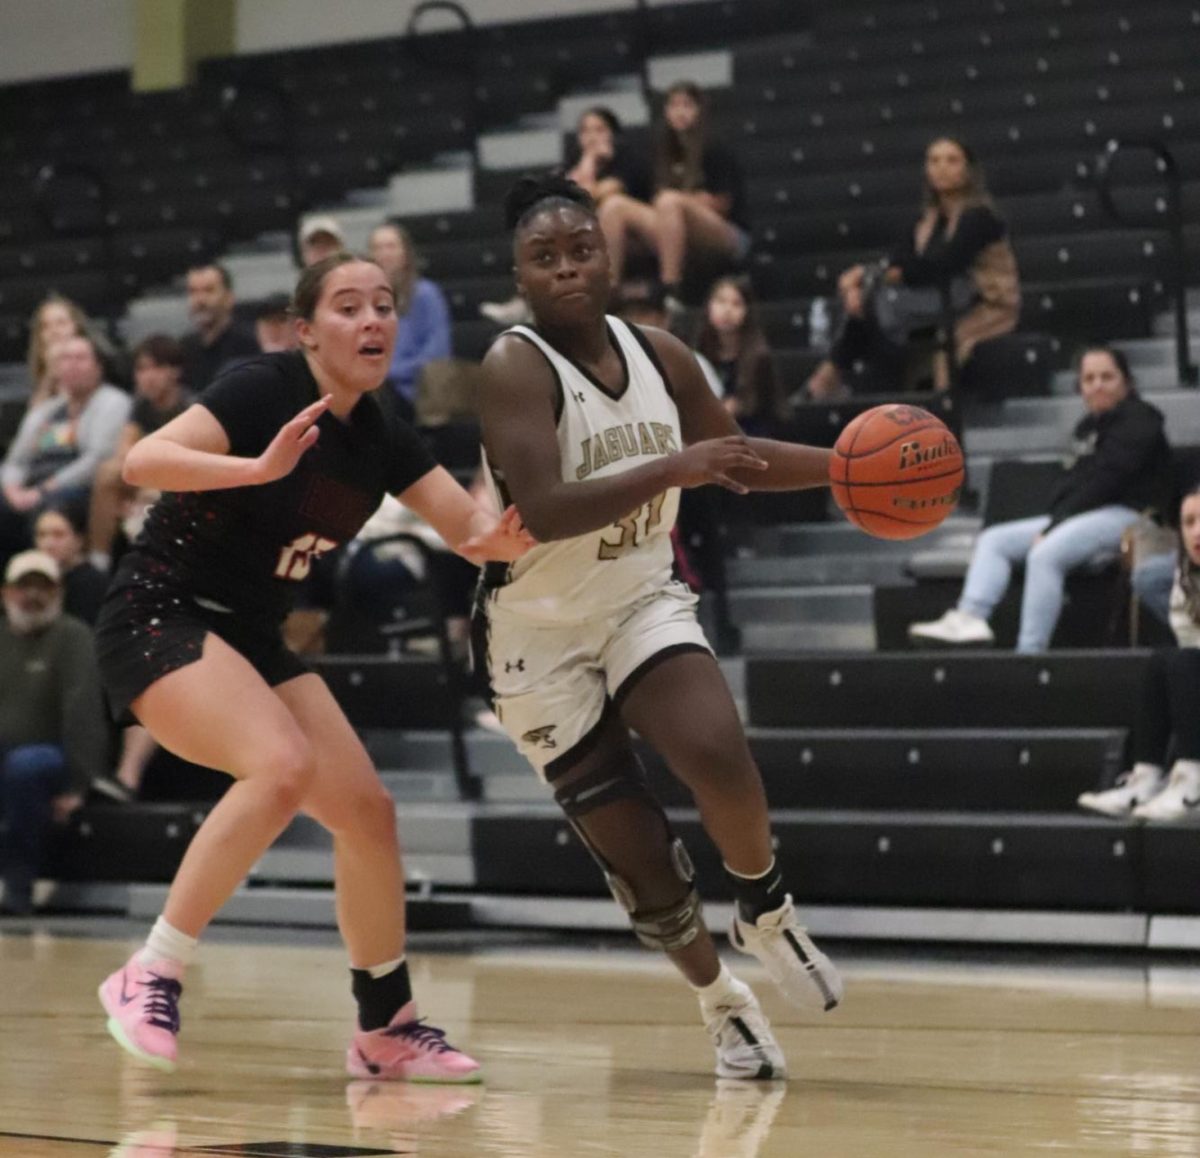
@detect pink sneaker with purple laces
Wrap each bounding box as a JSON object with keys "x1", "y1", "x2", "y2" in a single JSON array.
[
  {"x1": 98, "y1": 954, "x2": 183, "y2": 1072},
  {"x1": 346, "y1": 1001, "x2": 482, "y2": 1084}
]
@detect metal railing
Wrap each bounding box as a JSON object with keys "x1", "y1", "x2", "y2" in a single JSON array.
[
  {"x1": 404, "y1": 1, "x2": 478, "y2": 177},
  {"x1": 1095, "y1": 139, "x2": 1197, "y2": 387}
]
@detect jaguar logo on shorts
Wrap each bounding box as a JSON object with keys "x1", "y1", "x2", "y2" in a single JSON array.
[{"x1": 522, "y1": 725, "x2": 558, "y2": 750}]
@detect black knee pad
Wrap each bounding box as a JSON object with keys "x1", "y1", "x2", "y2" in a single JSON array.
[
  {"x1": 553, "y1": 758, "x2": 706, "y2": 952},
  {"x1": 552, "y1": 752, "x2": 652, "y2": 818}
]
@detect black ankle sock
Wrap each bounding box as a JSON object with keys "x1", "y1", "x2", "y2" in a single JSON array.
[
  {"x1": 725, "y1": 859, "x2": 785, "y2": 923},
  {"x1": 351, "y1": 960, "x2": 413, "y2": 1031}
]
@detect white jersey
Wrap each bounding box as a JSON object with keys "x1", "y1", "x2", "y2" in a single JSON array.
[{"x1": 483, "y1": 316, "x2": 683, "y2": 624}]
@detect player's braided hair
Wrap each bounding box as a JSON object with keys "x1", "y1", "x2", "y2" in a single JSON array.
[{"x1": 504, "y1": 173, "x2": 596, "y2": 233}]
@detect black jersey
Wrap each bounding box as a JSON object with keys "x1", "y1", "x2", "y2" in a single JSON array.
[{"x1": 114, "y1": 351, "x2": 437, "y2": 623}]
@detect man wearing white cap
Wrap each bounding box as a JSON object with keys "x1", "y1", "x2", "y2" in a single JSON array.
[
  {"x1": 298, "y1": 215, "x2": 346, "y2": 268},
  {"x1": 0, "y1": 550, "x2": 107, "y2": 915}
]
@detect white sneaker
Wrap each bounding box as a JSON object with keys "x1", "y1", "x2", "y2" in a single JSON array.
[
  {"x1": 729, "y1": 896, "x2": 843, "y2": 1013},
  {"x1": 1078, "y1": 765, "x2": 1164, "y2": 817},
  {"x1": 908, "y1": 608, "x2": 995, "y2": 645},
  {"x1": 702, "y1": 986, "x2": 787, "y2": 1081},
  {"x1": 1132, "y1": 762, "x2": 1200, "y2": 821},
  {"x1": 479, "y1": 296, "x2": 531, "y2": 326}
]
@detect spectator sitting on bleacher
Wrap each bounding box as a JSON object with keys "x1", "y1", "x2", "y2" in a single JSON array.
[
  {"x1": 254, "y1": 293, "x2": 299, "y2": 353},
  {"x1": 368, "y1": 223, "x2": 452, "y2": 425},
  {"x1": 87, "y1": 334, "x2": 192, "y2": 573},
  {"x1": 482, "y1": 105, "x2": 650, "y2": 327},
  {"x1": 598, "y1": 80, "x2": 750, "y2": 313},
  {"x1": 0, "y1": 550, "x2": 107, "y2": 916},
  {"x1": 1078, "y1": 486, "x2": 1200, "y2": 822},
  {"x1": 909, "y1": 346, "x2": 1169, "y2": 652},
  {"x1": 299, "y1": 215, "x2": 345, "y2": 268},
  {"x1": 693, "y1": 275, "x2": 785, "y2": 437},
  {"x1": 179, "y1": 264, "x2": 259, "y2": 392},
  {"x1": 24, "y1": 294, "x2": 116, "y2": 412},
  {"x1": 35, "y1": 504, "x2": 107, "y2": 625},
  {"x1": 805, "y1": 137, "x2": 1020, "y2": 400},
  {"x1": 0, "y1": 334, "x2": 131, "y2": 568}
]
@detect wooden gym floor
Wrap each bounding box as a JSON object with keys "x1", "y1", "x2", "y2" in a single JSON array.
[{"x1": 0, "y1": 922, "x2": 1198, "y2": 1156}]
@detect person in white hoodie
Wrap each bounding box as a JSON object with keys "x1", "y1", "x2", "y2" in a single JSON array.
[{"x1": 1079, "y1": 485, "x2": 1200, "y2": 820}]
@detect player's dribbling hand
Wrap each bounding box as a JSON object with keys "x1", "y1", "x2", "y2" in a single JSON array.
[
  {"x1": 669, "y1": 436, "x2": 768, "y2": 494},
  {"x1": 253, "y1": 395, "x2": 331, "y2": 483},
  {"x1": 459, "y1": 505, "x2": 538, "y2": 564}
]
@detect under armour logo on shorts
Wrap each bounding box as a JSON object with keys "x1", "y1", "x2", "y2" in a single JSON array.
[{"x1": 505, "y1": 659, "x2": 525, "y2": 673}]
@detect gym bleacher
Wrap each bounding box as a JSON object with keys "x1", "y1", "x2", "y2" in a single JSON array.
[{"x1": 4, "y1": 0, "x2": 1198, "y2": 949}]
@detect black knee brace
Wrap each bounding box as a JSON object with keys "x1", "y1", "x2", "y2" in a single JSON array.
[{"x1": 553, "y1": 757, "x2": 705, "y2": 953}]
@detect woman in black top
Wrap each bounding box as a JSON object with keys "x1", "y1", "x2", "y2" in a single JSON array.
[
  {"x1": 93, "y1": 254, "x2": 531, "y2": 1081},
  {"x1": 565, "y1": 106, "x2": 650, "y2": 209},
  {"x1": 910, "y1": 345, "x2": 1170, "y2": 652},
  {"x1": 598, "y1": 81, "x2": 749, "y2": 306},
  {"x1": 807, "y1": 137, "x2": 1020, "y2": 398}
]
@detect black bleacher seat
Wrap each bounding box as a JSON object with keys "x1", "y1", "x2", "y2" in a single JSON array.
[
  {"x1": 0, "y1": 271, "x2": 111, "y2": 315},
  {"x1": 420, "y1": 238, "x2": 509, "y2": 282},
  {"x1": 443, "y1": 276, "x2": 521, "y2": 322},
  {"x1": 310, "y1": 655, "x2": 461, "y2": 730},
  {"x1": 1021, "y1": 279, "x2": 1159, "y2": 344},
  {"x1": 471, "y1": 808, "x2": 1146, "y2": 911},
  {"x1": 641, "y1": 728, "x2": 1122, "y2": 813},
  {"x1": 47, "y1": 802, "x2": 210, "y2": 885},
  {"x1": 747, "y1": 650, "x2": 1151, "y2": 730},
  {"x1": 0, "y1": 315, "x2": 25, "y2": 363},
  {"x1": 959, "y1": 332, "x2": 1055, "y2": 401},
  {"x1": 402, "y1": 208, "x2": 500, "y2": 246}
]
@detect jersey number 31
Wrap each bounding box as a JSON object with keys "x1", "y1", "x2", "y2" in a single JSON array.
[{"x1": 598, "y1": 492, "x2": 667, "y2": 560}]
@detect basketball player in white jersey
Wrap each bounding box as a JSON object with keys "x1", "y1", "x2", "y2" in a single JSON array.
[{"x1": 476, "y1": 175, "x2": 844, "y2": 1080}]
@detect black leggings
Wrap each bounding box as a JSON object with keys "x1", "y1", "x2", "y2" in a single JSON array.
[{"x1": 1132, "y1": 647, "x2": 1200, "y2": 765}]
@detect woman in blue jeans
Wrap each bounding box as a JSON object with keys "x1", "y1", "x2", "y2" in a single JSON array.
[{"x1": 910, "y1": 345, "x2": 1171, "y2": 652}]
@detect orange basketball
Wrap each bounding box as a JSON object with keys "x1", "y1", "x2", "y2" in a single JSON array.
[{"x1": 829, "y1": 404, "x2": 964, "y2": 540}]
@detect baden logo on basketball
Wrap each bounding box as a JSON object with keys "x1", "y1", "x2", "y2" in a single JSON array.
[{"x1": 897, "y1": 436, "x2": 960, "y2": 473}]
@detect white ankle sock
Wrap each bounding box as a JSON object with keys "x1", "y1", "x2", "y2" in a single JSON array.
[
  {"x1": 692, "y1": 962, "x2": 748, "y2": 1008},
  {"x1": 138, "y1": 917, "x2": 198, "y2": 969},
  {"x1": 1171, "y1": 759, "x2": 1200, "y2": 779},
  {"x1": 364, "y1": 955, "x2": 405, "y2": 980},
  {"x1": 1132, "y1": 762, "x2": 1165, "y2": 780}
]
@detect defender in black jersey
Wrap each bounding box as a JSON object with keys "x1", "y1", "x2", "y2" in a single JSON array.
[
  {"x1": 95, "y1": 255, "x2": 531, "y2": 1082},
  {"x1": 478, "y1": 176, "x2": 842, "y2": 1080}
]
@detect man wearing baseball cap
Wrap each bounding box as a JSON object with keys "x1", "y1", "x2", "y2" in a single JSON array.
[
  {"x1": 298, "y1": 215, "x2": 346, "y2": 267},
  {"x1": 0, "y1": 550, "x2": 107, "y2": 915}
]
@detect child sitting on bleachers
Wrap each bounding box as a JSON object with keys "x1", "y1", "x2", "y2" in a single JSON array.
[{"x1": 805, "y1": 138, "x2": 1019, "y2": 399}]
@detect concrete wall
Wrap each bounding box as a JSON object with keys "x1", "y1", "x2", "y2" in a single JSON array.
[
  {"x1": 0, "y1": 0, "x2": 135, "y2": 84},
  {"x1": 0, "y1": 0, "x2": 710, "y2": 85}
]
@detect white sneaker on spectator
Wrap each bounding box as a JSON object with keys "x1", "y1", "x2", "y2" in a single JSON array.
[
  {"x1": 1132, "y1": 762, "x2": 1200, "y2": 821},
  {"x1": 908, "y1": 608, "x2": 994, "y2": 645},
  {"x1": 92, "y1": 776, "x2": 135, "y2": 804},
  {"x1": 1078, "y1": 764, "x2": 1164, "y2": 817},
  {"x1": 479, "y1": 296, "x2": 532, "y2": 326}
]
